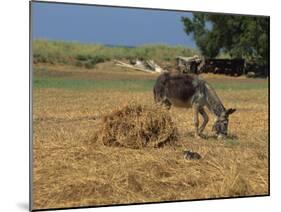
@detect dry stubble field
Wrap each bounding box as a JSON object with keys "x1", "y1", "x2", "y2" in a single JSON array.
[{"x1": 32, "y1": 62, "x2": 269, "y2": 210}]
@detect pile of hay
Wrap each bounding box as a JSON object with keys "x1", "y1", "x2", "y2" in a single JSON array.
[{"x1": 97, "y1": 103, "x2": 178, "y2": 149}]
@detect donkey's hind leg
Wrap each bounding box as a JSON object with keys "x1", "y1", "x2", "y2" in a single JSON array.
[
  {"x1": 192, "y1": 104, "x2": 200, "y2": 138},
  {"x1": 198, "y1": 107, "x2": 209, "y2": 136},
  {"x1": 161, "y1": 98, "x2": 172, "y2": 110}
]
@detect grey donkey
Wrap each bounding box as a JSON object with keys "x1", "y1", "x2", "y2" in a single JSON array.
[{"x1": 153, "y1": 73, "x2": 236, "y2": 139}]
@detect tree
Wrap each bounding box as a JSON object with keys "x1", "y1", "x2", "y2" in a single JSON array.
[{"x1": 181, "y1": 14, "x2": 269, "y2": 66}]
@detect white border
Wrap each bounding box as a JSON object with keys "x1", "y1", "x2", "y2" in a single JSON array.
[{"x1": 1, "y1": 0, "x2": 280, "y2": 212}]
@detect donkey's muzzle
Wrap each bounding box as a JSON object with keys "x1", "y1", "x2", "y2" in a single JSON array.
[{"x1": 217, "y1": 134, "x2": 227, "y2": 140}]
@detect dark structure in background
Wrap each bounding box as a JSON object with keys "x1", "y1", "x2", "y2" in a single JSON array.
[
  {"x1": 203, "y1": 59, "x2": 245, "y2": 76},
  {"x1": 177, "y1": 56, "x2": 244, "y2": 76},
  {"x1": 177, "y1": 56, "x2": 268, "y2": 77}
]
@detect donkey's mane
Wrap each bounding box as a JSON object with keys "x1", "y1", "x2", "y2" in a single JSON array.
[{"x1": 203, "y1": 81, "x2": 225, "y2": 117}]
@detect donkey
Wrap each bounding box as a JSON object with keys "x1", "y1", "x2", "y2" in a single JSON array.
[{"x1": 153, "y1": 73, "x2": 236, "y2": 139}]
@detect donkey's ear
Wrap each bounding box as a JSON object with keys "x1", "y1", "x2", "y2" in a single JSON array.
[{"x1": 226, "y1": 108, "x2": 236, "y2": 115}]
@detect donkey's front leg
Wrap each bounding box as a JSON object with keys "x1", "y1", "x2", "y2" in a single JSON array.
[
  {"x1": 192, "y1": 104, "x2": 200, "y2": 138},
  {"x1": 198, "y1": 107, "x2": 209, "y2": 135}
]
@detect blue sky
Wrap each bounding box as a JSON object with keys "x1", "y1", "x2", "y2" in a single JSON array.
[{"x1": 32, "y1": 2, "x2": 196, "y2": 48}]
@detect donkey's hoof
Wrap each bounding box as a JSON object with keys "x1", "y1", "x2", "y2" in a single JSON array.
[
  {"x1": 217, "y1": 134, "x2": 226, "y2": 140},
  {"x1": 199, "y1": 134, "x2": 207, "y2": 139},
  {"x1": 194, "y1": 134, "x2": 202, "y2": 139}
]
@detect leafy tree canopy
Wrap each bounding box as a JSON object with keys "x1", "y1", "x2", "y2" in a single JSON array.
[{"x1": 182, "y1": 14, "x2": 269, "y2": 65}]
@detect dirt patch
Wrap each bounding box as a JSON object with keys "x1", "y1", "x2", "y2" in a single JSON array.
[{"x1": 96, "y1": 103, "x2": 179, "y2": 149}]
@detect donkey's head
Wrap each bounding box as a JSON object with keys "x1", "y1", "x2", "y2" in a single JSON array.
[{"x1": 212, "y1": 108, "x2": 236, "y2": 139}]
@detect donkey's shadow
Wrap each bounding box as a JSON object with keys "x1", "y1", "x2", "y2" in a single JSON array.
[
  {"x1": 204, "y1": 134, "x2": 238, "y2": 140},
  {"x1": 185, "y1": 132, "x2": 238, "y2": 140}
]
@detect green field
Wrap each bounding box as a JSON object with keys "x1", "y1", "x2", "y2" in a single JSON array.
[
  {"x1": 33, "y1": 75, "x2": 268, "y2": 91},
  {"x1": 33, "y1": 77, "x2": 155, "y2": 91}
]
